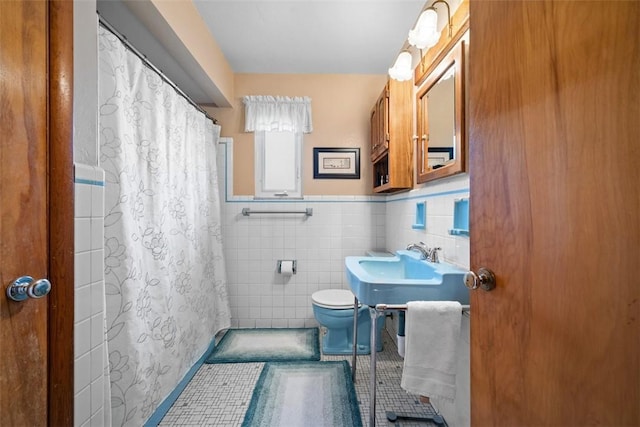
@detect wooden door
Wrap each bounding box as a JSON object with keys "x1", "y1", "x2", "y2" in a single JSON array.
[
  {"x1": 469, "y1": 1, "x2": 639, "y2": 425},
  {"x1": 0, "y1": 0, "x2": 74, "y2": 425}
]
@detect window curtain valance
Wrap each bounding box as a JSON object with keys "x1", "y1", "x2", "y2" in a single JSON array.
[{"x1": 243, "y1": 95, "x2": 313, "y2": 133}]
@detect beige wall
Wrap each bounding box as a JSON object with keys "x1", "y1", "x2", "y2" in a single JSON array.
[{"x1": 207, "y1": 73, "x2": 387, "y2": 196}]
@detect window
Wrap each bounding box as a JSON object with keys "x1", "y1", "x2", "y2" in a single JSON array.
[
  {"x1": 254, "y1": 131, "x2": 302, "y2": 198},
  {"x1": 242, "y1": 95, "x2": 312, "y2": 198}
]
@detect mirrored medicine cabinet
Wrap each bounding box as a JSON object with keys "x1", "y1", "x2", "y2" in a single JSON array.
[{"x1": 416, "y1": 32, "x2": 467, "y2": 184}]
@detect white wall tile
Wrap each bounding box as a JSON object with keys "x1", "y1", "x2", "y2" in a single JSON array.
[
  {"x1": 90, "y1": 249, "x2": 104, "y2": 283},
  {"x1": 91, "y1": 281, "x2": 104, "y2": 315},
  {"x1": 74, "y1": 385, "x2": 91, "y2": 427},
  {"x1": 90, "y1": 408, "x2": 105, "y2": 427},
  {"x1": 75, "y1": 318, "x2": 92, "y2": 357},
  {"x1": 75, "y1": 285, "x2": 92, "y2": 322},
  {"x1": 91, "y1": 184, "x2": 104, "y2": 218},
  {"x1": 91, "y1": 345, "x2": 104, "y2": 382},
  {"x1": 90, "y1": 217, "x2": 104, "y2": 251},
  {"x1": 91, "y1": 376, "x2": 104, "y2": 416},
  {"x1": 75, "y1": 352, "x2": 91, "y2": 393},
  {"x1": 75, "y1": 252, "x2": 92, "y2": 288},
  {"x1": 75, "y1": 185, "x2": 93, "y2": 218},
  {"x1": 74, "y1": 165, "x2": 107, "y2": 423},
  {"x1": 76, "y1": 218, "x2": 92, "y2": 252}
]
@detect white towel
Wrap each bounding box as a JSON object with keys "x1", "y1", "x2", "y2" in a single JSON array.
[{"x1": 401, "y1": 301, "x2": 462, "y2": 402}]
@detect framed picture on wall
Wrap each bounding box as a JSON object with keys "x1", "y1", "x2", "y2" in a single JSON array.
[{"x1": 313, "y1": 148, "x2": 360, "y2": 179}]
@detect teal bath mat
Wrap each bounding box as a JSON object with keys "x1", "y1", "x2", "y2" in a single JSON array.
[
  {"x1": 205, "y1": 328, "x2": 320, "y2": 364},
  {"x1": 242, "y1": 361, "x2": 362, "y2": 427}
]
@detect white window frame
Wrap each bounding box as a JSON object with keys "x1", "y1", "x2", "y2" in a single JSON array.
[{"x1": 254, "y1": 130, "x2": 302, "y2": 198}]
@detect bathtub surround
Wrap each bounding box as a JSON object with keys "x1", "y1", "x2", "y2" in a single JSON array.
[{"x1": 98, "y1": 26, "x2": 231, "y2": 426}]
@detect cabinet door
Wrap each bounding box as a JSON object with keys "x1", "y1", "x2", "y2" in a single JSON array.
[
  {"x1": 370, "y1": 104, "x2": 379, "y2": 161},
  {"x1": 416, "y1": 89, "x2": 429, "y2": 180},
  {"x1": 371, "y1": 88, "x2": 389, "y2": 162},
  {"x1": 415, "y1": 37, "x2": 465, "y2": 184}
]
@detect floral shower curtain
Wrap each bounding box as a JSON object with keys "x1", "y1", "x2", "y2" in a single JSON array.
[{"x1": 98, "y1": 25, "x2": 231, "y2": 426}]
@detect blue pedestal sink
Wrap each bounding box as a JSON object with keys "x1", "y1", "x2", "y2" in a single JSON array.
[
  {"x1": 345, "y1": 250, "x2": 469, "y2": 427},
  {"x1": 345, "y1": 250, "x2": 469, "y2": 306}
]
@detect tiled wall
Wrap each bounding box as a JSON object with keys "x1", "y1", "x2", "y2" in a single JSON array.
[
  {"x1": 385, "y1": 174, "x2": 470, "y2": 269},
  {"x1": 74, "y1": 164, "x2": 108, "y2": 427},
  {"x1": 222, "y1": 198, "x2": 386, "y2": 328},
  {"x1": 220, "y1": 140, "x2": 471, "y2": 324}
]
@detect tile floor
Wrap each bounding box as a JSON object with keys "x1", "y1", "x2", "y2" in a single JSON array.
[{"x1": 159, "y1": 328, "x2": 444, "y2": 427}]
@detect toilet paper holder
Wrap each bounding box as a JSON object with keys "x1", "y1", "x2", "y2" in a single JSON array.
[{"x1": 277, "y1": 260, "x2": 297, "y2": 275}]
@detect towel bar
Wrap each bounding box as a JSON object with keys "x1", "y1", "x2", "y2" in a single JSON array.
[
  {"x1": 375, "y1": 303, "x2": 470, "y2": 313},
  {"x1": 241, "y1": 207, "x2": 313, "y2": 216}
]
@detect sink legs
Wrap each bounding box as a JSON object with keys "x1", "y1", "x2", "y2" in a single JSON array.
[
  {"x1": 350, "y1": 300, "x2": 385, "y2": 426},
  {"x1": 351, "y1": 296, "x2": 359, "y2": 381},
  {"x1": 369, "y1": 306, "x2": 385, "y2": 427}
]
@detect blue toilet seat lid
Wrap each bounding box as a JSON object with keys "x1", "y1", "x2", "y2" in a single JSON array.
[{"x1": 312, "y1": 289, "x2": 357, "y2": 309}]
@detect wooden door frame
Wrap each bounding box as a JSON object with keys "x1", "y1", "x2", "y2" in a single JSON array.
[{"x1": 49, "y1": 0, "x2": 74, "y2": 425}]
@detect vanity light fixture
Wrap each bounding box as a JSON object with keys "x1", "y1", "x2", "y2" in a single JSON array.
[
  {"x1": 388, "y1": 50, "x2": 413, "y2": 82},
  {"x1": 388, "y1": 0, "x2": 453, "y2": 81},
  {"x1": 409, "y1": 0, "x2": 452, "y2": 49}
]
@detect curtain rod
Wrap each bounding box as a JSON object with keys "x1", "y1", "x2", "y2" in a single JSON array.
[{"x1": 97, "y1": 14, "x2": 218, "y2": 125}]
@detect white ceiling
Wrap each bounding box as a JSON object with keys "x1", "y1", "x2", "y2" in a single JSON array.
[
  {"x1": 96, "y1": 0, "x2": 427, "y2": 106},
  {"x1": 192, "y1": 0, "x2": 426, "y2": 74}
]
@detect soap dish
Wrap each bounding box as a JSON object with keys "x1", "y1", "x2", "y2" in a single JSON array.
[
  {"x1": 411, "y1": 201, "x2": 426, "y2": 230},
  {"x1": 449, "y1": 198, "x2": 469, "y2": 236}
]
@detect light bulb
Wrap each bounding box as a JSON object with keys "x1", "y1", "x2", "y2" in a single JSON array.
[
  {"x1": 388, "y1": 51, "x2": 413, "y2": 82},
  {"x1": 408, "y1": 8, "x2": 439, "y2": 49}
]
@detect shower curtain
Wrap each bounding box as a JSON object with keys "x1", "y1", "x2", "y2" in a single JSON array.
[{"x1": 98, "y1": 26, "x2": 231, "y2": 426}]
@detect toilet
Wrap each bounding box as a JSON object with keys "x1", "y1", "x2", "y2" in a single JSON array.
[{"x1": 311, "y1": 289, "x2": 384, "y2": 355}]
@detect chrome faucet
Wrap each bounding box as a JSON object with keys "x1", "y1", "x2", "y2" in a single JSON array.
[
  {"x1": 406, "y1": 242, "x2": 441, "y2": 263},
  {"x1": 406, "y1": 242, "x2": 429, "y2": 259},
  {"x1": 427, "y1": 247, "x2": 442, "y2": 263}
]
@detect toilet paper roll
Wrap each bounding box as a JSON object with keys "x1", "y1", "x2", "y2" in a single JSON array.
[{"x1": 280, "y1": 260, "x2": 294, "y2": 276}]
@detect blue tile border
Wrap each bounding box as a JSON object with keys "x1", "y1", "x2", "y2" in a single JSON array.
[
  {"x1": 74, "y1": 178, "x2": 105, "y2": 187},
  {"x1": 74, "y1": 163, "x2": 105, "y2": 186},
  {"x1": 223, "y1": 188, "x2": 470, "y2": 204}
]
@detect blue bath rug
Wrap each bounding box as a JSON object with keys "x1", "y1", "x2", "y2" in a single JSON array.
[
  {"x1": 242, "y1": 361, "x2": 362, "y2": 427},
  {"x1": 205, "y1": 328, "x2": 320, "y2": 364}
]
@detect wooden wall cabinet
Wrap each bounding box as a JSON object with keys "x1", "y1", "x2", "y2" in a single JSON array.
[{"x1": 370, "y1": 78, "x2": 413, "y2": 193}]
